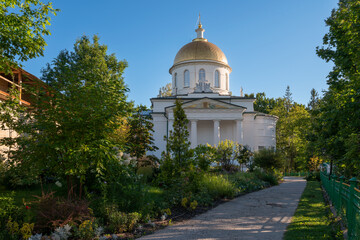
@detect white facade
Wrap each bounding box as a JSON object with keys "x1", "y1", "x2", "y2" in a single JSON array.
[{"x1": 150, "y1": 23, "x2": 277, "y2": 157}]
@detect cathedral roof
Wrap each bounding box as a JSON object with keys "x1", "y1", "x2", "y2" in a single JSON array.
[
  {"x1": 173, "y1": 40, "x2": 228, "y2": 66},
  {"x1": 171, "y1": 21, "x2": 230, "y2": 70}
]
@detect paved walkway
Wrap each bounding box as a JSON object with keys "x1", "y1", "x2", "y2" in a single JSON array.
[{"x1": 139, "y1": 177, "x2": 306, "y2": 240}]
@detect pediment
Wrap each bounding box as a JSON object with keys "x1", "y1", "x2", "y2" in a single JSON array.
[{"x1": 166, "y1": 98, "x2": 246, "y2": 111}]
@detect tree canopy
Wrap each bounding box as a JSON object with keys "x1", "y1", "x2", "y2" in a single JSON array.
[
  {"x1": 0, "y1": 0, "x2": 59, "y2": 73},
  {"x1": 0, "y1": 35, "x2": 132, "y2": 192}
]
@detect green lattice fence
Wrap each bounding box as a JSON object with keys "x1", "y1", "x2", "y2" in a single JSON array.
[{"x1": 321, "y1": 172, "x2": 360, "y2": 239}]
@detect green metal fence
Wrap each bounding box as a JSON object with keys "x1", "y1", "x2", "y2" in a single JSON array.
[{"x1": 320, "y1": 171, "x2": 360, "y2": 239}]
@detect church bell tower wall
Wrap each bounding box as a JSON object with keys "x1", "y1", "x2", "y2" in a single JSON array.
[{"x1": 171, "y1": 62, "x2": 231, "y2": 96}]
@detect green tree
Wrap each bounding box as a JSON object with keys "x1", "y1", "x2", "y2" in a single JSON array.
[
  {"x1": 312, "y1": 0, "x2": 360, "y2": 176},
  {"x1": 270, "y1": 93, "x2": 310, "y2": 172},
  {"x1": 307, "y1": 88, "x2": 320, "y2": 112},
  {"x1": 0, "y1": 35, "x2": 132, "y2": 195},
  {"x1": 236, "y1": 144, "x2": 252, "y2": 171},
  {"x1": 0, "y1": 0, "x2": 59, "y2": 73},
  {"x1": 253, "y1": 92, "x2": 276, "y2": 114},
  {"x1": 253, "y1": 148, "x2": 283, "y2": 173},
  {"x1": 158, "y1": 83, "x2": 172, "y2": 97},
  {"x1": 126, "y1": 105, "x2": 158, "y2": 158},
  {"x1": 165, "y1": 99, "x2": 192, "y2": 167}
]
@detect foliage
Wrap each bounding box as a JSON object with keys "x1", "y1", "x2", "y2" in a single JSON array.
[
  {"x1": 165, "y1": 99, "x2": 192, "y2": 167},
  {"x1": 193, "y1": 144, "x2": 216, "y2": 171},
  {"x1": 33, "y1": 191, "x2": 92, "y2": 232},
  {"x1": 214, "y1": 140, "x2": 238, "y2": 171},
  {"x1": 0, "y1": 192, "x2": 21, "y2": 227},
  {"x1": 253, "y1": 148, "x2": 283, "y2": 172},
  {"x1": 73, "y1": 220, "x2": 95, "y2": 240},
  {"x1": 158, "y1": 83, "x2": 172, "y2": 97},
  {"x1": 253, "y1": 92, "x2": 277, "y2": 114},
  {"x1": 0, "y1": 0, "x2": 59, "y2": 73},
  {"x1": 308, "y1": 156, "x2": 323, "y2": 172},
  {"x1": 284, "y1": 181, "x2": 343, "y2": 240},
  {"x1": 236, "y1": 144, "x2": 252, "y2": 169},
  {"x1": 198, "y1": 174, "x2": 237, "y2": 200},
  {"x1": 105, "y1": 206, "x2": 141, "y2": 233},
  {"x1": 126, "y1": 105, "x2": 157, "y2": 158},
  {"x1": 252, "y1": 169, "x2": 280, "y2": 186},
  {"x1": 309, "y1": 0, "x2": 360, "y2": 176},
  {"x1": 0, "y1": 35, "x2": 132, "y2": 194},
  {"x1": 269, "y1": 91, "x2": 310, "y2": 172},
  {"x1": 158, "y1": 99, "x2": 193, "y2": 187}
]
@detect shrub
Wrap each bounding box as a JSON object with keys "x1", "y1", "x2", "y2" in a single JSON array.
[
  {"x1": 253, "y1": 148, "x2": 283, "y2": 172},
  {"x1": 73, "y1": 220, "x2": 95, "y2": 240},
  {"x1": 193, "y1": 144, "x2": 216, "y2": 171},
  {"x1": 214, "y1": 140, "x2": 238, "y2": 171},
  {"x1": 306, "y1": 171, "x2": 320, "y2": 181},
  {"x1": 105, "y1": 205, "x2": 141, "y2": 233},
  {"x1": 32, "y1": 192, "x2": 92, "y2": 233},
  {"x1": 253, "y1": 169, "x2": 279, "y2": 186},
  {"x1": 199, "y1": 174, "x2": 237, "y2": 200},
  {"x1": 0, "y1": 192, "x2": 20, "y2": 224}
]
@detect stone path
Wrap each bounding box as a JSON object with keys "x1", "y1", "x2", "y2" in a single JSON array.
[{"x1": 139, "y1": 177, "x2": 306, "y2": 240}]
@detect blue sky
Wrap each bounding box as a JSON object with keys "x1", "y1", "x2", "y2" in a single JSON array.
[{"x1": 23, "y1": 0, "x2": 339, "y2": 107}]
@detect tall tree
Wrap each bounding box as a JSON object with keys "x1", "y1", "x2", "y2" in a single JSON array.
[
  {"x1": 253, "y1": 92, "x2": 276, "y2": 114},
  {"x1": 270, "y1": 93, "x2": 310, "y2": 172},
  {"x1": 313, "y1": 0, "x2": 360, "y2": 176},
  {"x1": 0, "y1": 0, "x2": 59, "y2": 73},
  {"x1": 307, "y1": 88, "x2": 320, "y2": 112},
  {"x1": 0, "y1": 35, "x2": 132, "y2": 194},
  {"x1": 165, "y1": 99, "x2": 192, "y2": 167},
  {"x1": 126, "y1": 105, "x2": 158, "y2": 158},
  {"x1": 283, "y1": 85, "x2": 293, "y2": 112}
]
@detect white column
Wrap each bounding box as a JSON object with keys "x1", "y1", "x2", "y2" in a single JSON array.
[
  {"x1": 213, "y1": 120, "x2": 220, "y2": 146},
  {"x1": 236, "y1": 119, "x2": 243, "y2": 144},
  {"x1": 190, "y1": 120, "x2": 198, "y2": 148},
  {"x1": 168, "y1": 119, "x2": 173, "y2": 137}
]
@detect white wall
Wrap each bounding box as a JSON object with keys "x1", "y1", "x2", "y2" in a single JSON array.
[
  {"x1": 197, "y1": 120, "x2": 214, "y2": 145},
  {"x1": 171, "y1": 62, "x2": 231, "y2": 95}
]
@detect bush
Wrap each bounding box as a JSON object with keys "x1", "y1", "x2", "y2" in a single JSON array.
[
  {"x1": 253, "y1": 169, "x2": 279, "y2": 186},
  {"x1": 253, "y1": 148, "x2": 283, "y2": 172},
  {"x1": 193, "y1": 145, "x2": 216, "y2": 171},
  {"x1": 32, "y1": 192, "x2": 92, "y2": 233},
  {"x1": 229, "y1": 172, "x2": 269, "y2": 192},
  {"x1": 306, "y1": 171, "x2": 320, "y2": 181},
  {"x1": 105, "y1": 205, "x2": 141, "y2": 233},
  {"x1": 199, "y1": 174, "x2": 237, "y2": 200}
]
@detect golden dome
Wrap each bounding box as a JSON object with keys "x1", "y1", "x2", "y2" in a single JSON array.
[{"x1": 173, "y1": 40, "x2": 229, "y2": 67}]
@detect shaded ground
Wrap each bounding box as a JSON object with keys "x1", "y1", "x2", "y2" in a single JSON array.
[{"x1": 139, "y1": 177, "x2": 306, "y2": 240}]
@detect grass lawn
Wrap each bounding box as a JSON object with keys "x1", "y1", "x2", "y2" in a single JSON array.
[{"x1": 283, "y1": 181, "x2": 343, "y2": 240}]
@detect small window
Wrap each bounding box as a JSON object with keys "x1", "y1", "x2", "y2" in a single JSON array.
[
  {"x1": 258, "y1": 146, "x2": 265, "y2": 150},
  {"x1": 174, "y1": 73, "x2": 177, "y2": 87},
  {"x1": 226, "y1": 73, "x2": 229, "y2": 90},
  {"x1": 215, "y1": 70, "x2": 220, "y2": 88},
  {"x1": 199, "y1": 69, "x2": 205, "y2": 82},
  {"x1": 184, "y1": 70, "x2": 190, "y2": 87}
]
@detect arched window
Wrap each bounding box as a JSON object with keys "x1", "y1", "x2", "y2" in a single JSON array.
[
  {"x1": 174, "y1": 73, "x2": 177, "y2": 87},
  {"x1": 184, "y1": 70, "x2": 190, "y2": 87},
  {"x1": 199, "y1": 69, "x2": 205, "y2": 82},
  {"x1": 215, "y1": 70, "x2": 220, "y2": 88},
  {"x1": 226, "y1": 73, "x2": 229, "y2": 90}
]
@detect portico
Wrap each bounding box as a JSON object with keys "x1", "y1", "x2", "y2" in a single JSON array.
[{"x1": 150, "y1": 21, "x2": 277, "y2": 157}]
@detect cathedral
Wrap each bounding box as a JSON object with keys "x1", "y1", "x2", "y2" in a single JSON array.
[{"x1": 150, "y1": 21, "x2": 277, "y2": 158}]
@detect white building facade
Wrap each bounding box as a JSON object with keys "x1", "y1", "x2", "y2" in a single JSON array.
[{"x1": 151, "y1": 22, "x2": 277, "y2": 158}]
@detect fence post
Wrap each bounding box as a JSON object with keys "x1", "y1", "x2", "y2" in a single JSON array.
[
  {"x1": 348, "y1": 177, "x2": 357, "y2": 240},
  {"x1": 331, "y1": 174, "x2": 337, "y2": 203},
  {"x1": 338, "y1": 176, "x2": 345, "y2": 215}
]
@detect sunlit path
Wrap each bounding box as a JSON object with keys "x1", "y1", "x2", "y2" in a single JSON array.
[{"x1": 139, "y1": 177, "x2": 306, "y2": 240}]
